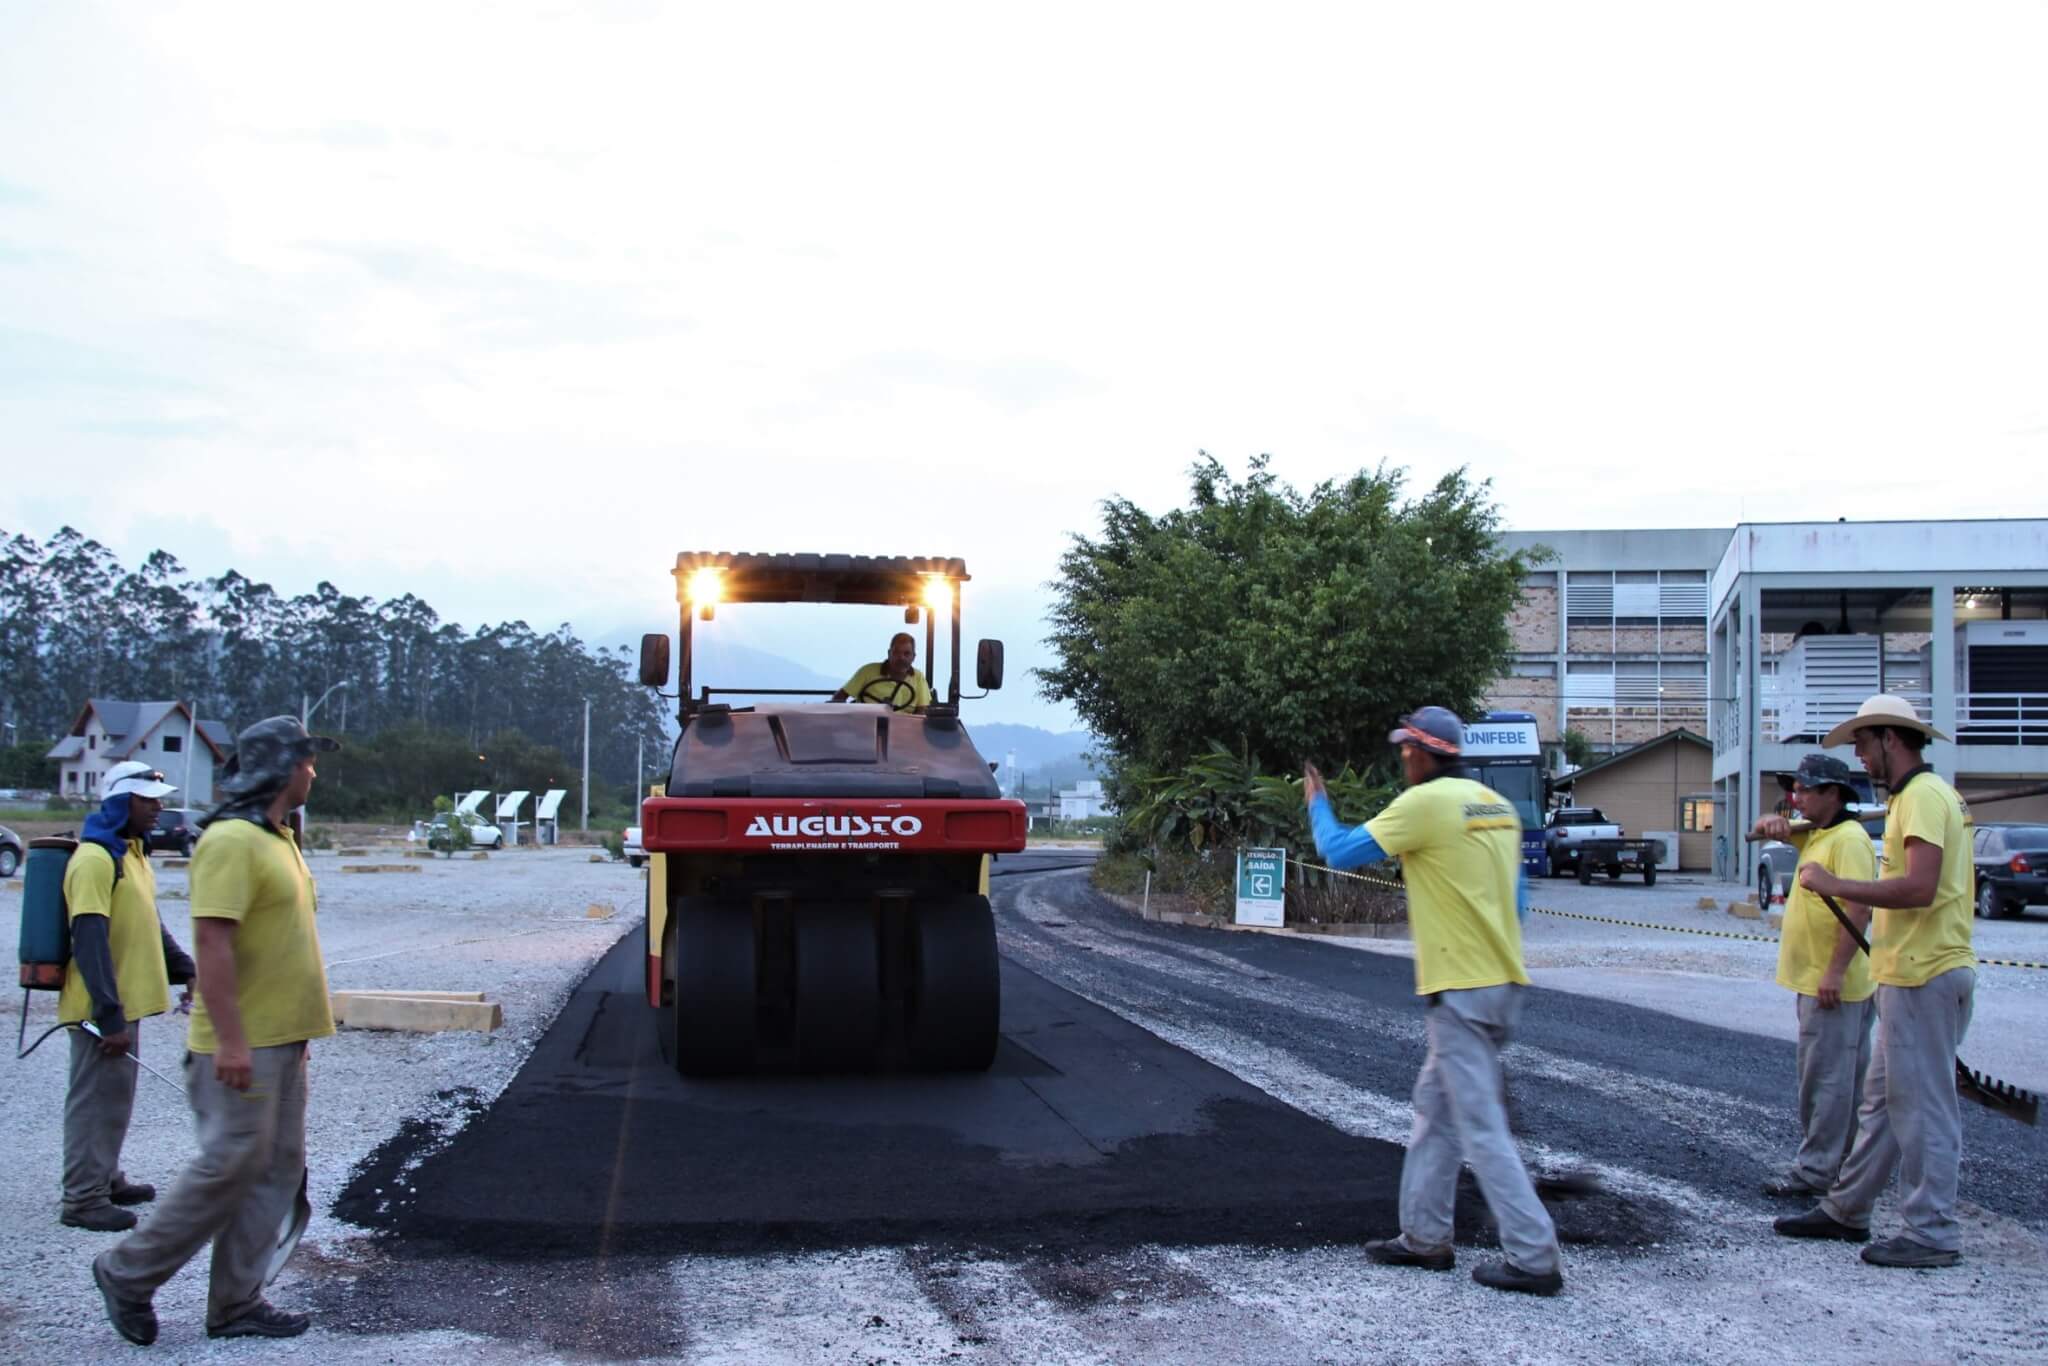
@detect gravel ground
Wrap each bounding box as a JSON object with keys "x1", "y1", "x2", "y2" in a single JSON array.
[{"x1": 1, "y1": 857, "x2": 2043, "y2": 1363}]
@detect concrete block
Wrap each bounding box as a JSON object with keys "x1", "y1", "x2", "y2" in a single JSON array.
[
  {"x1": 1696, "y1": 896, "x2": 1719, "y2": 910},
  {"x1": 1728, "y1": 901, "x2": 1761, "y2": 919},
  {"x1": 589, "y1": 854, "x2": 606, "y2": 863},
  {"x1": 332, "y1": 992, "x2": 501, "y2": 1033},
  {"x1": 586, "y1": 903, "x2": 613, "y2": 919},
  {"x1": 470, "y1": 851, "x2": 489, "y2": 860},
  {"x1": 336, "y1": 847, "x2": 369, "y2": 856},
  {"x1": 341, "y1": 864, "x2": 425, "y2": 875},
  {"x1": 408, "y1": 850, "x2": 438, "y2": 859},
  {"x1": 163, "y1": 858, "x2": 190, "y2": 869}
]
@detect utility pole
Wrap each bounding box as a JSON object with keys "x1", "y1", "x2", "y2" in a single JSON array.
[
  {"x1": 182, "y1": 703, "x2": 197, "y2": 804},
  {"x1": 580, "y1": 696, "x2": 591, "y2": 832},
  {"x1": 636, "y1": 733, "x2": 644, "y2": 800}
]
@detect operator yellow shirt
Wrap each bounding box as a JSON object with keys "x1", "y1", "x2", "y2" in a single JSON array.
[
  {"x1": 58, "y1": 840, "x2": 171, "y2": 1026},
  {"x1": 1775, "y1": 817, "x2": 1877, "y2": 1001},
  {"x1": 1872, "y1": 768, "x2": 1976, "y2": 988},
  {"x1": 186, "y1": 819, "x2": 335, "y2": 1053},
  {"x1": 1366, "y1": 775, "x2": 1529, "y2": 995},
  {"x1": 839, "y1": 663, "x2": 932, "y2": 711}
]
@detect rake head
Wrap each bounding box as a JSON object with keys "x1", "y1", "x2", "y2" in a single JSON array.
[{"x1": 1956, "y1": 1058, "x2": 2039, "y2": 1126}]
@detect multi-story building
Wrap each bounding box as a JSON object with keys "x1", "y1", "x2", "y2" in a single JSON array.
[
  {"x1": 1708, "y1": 518, "x2": 2048, "y2": 884},
  {"x1": 1487, "y1": 528, "x2": 1734, "y2": 758}
]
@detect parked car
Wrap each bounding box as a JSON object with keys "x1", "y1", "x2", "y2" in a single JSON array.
[
  {"x1": 425, "y1": 811, "x2": 505, "y2": 851},
  {"x1": 147, "y1": 807, "x2": 202, "y2": 856},
  {"x1": 1972, "y1": 823, "x2": 2048, "y2": 920},
  {"x1": 0, "y1": 824, "x2": 22, "y2": 879},
  {"x1": 624, "y1": 825, "x2": 645, "y2": 868}
]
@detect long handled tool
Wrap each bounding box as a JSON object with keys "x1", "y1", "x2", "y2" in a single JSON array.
[
  {"x1": 78, "y1": 1021, "x2": 186, "y2": 1094},
  {"x1": 1770, "y1": 780, "x2": 2048, "y2": 839},
  {"x1": 1814, "y1": 892, "x2": 2038, "y2": 1126}
]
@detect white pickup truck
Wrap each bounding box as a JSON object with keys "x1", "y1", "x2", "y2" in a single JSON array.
[{"x1": 1543, "y1": 808, "x2": 1619, "y2": 875}]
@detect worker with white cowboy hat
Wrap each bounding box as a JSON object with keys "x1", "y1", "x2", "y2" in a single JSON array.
[
  {"x1": 1773, "y1": 695, "x2": 1976, "y2": 1268},
  {"x1": 57, "y1": 761, "x2": 197, "y2": 1231},
  {"x1": 1303, "y1": 706, "x2": 1563, "y2": 1296}
]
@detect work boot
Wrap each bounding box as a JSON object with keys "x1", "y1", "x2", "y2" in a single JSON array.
[
  {"x1": 1472, "y1": 1260, "x2": 1564, "y2": 1296},
  {"x1": 1773, "y1": 1207, "x2": 1869, "y2": 1242},
  {"x1": 109, "y1": 1178, "x2": 156, "y2": 1207},
  {"x1": 92, "y1": 1252, "x2": 158, "y2": 1346},
  {"x1": 62, "y1": 1204, "x2": 138, "y2": 1233},
  {"x1": 208, "y1": 1301, "x2": 311, "y2": 1339},
  {"x1": 1861, "y1": 1235, "x2": 1961, "y2": 1269},
  {"x1": 1761, "y1": 1175, "x2": 1825, "y2": 1200},
  {"x1": 1363, "y1": 1236, "x2": 1454, "y2": 1271}
]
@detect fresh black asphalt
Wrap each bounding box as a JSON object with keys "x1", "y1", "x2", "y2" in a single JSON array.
[{"x1": 332, "y1": 855, "x2": 2048, "y2": 1269}]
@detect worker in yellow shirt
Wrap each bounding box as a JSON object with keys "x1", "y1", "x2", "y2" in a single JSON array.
[
  {"x1": 1774, "y1": 696, "x2": 1975, "y2": 1269},
  {"x1": 58, "y1": 762, "x2": 195, "y2": 1232},
  {"x1": 1305, "y1": 705, "x2": 1562, "y2": 1296},
  {"x1": 93, "y1": 717, "x2": 339, "y2": 1347},
  {"x1": 831, "y1": 632, "x2": 932, "y2": 712},
  {"x1": 1747, "y1": 754, "x2": 1876, "y2": 1201}
]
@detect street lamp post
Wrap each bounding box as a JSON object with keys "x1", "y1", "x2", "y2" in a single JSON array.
[
  {"x1": 297, "y1": 682, "x2": 350, "y2": 833},
  {"x1": 302, "y1": 681, "x2": 351, "y2": 728},
  {"x1": 580, "y1": 697, "x2": 591, "y2": 833}
]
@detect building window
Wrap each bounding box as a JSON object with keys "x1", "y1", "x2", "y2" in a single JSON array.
[
  {"x1": 162, "y1": 734, "x2": 183, "y2": 753},
  {"x1": 67, "y1": 771, "x2": 80, "y2": 792},
  {"x1": 1682, "y1": 797, "x2": 1715, "y2": 832},
  {"x1": 1566, "y1": 572, "x2": 1615, "y2": 624},
  {"x1": 88, "y1": 734, "x2": 97, "y2": 750},
  {"x1": 86, "y1": 770, "x2": 98, "y2": 790},
  {"x1": 1511, "y1": 660, "x2": 1557, "y2": 679},
  {"x1": 136, "y1": 737, "x2": 148, "y2": 750}
]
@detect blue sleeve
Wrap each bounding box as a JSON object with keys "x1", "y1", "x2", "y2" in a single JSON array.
[
  {"x1": 1517, "y1": 869, "x2": 1529, "y2": 924},
  {"x1": 1308, "y1": 794, "x2": 1386, "y2": 870}
]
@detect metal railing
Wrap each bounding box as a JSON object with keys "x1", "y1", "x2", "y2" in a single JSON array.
[{"x1": 1956, "y1": 692, "x2": 2048, "y2": 744}]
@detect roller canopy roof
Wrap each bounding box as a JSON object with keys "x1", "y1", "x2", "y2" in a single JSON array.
[{"x1": 672, "y1": 552, "x2": 969, "y2": 606}]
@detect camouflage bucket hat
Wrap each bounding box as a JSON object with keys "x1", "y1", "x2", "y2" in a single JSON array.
[{"x1": 219, "y1": 715, "x2": 340, "y2": 798}]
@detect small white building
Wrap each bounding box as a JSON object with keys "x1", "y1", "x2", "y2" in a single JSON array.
[
  {"x1": 1056, "y1": 779, "x2": 1111, "y2": 822},
  {"x1": 47, "y1": 700, "x2": 233, "y2": 807}
]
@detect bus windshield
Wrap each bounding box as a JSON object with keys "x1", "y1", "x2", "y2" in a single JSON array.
[{"x1": 1473, "y1": 763, "x2": 1544, "y2": 830}]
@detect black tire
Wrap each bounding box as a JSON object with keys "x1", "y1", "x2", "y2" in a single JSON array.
[
  {"x1": 907, "y1": 894, "x2": 1000, "y2": 1070},
  {"x1": 1577, "y1": 859, "x2": 1593, "y2": 885},
  {"x1": 1606, "y1": 866, "x2": 1623, "y2": 881},
  {"x1": 1643, "y1": 866, "x2": 1657, "y2": 886},
  {"x1": 1759, "y1": 867, "x2": 1774, "y2": 908},
  {"x1": 1977, "y1": 880, "x2": 2001, "y2": 920},
  {"x1": 0, "y1": 846, "x2": 17, "y2": 879},
  {"x1": 672, "y1": 896, "x2": 757, "y2": 1075},
  {"x1": 656, "y1": 912, "x2": 679, "y2": 1068},
  {"x1": 180, "y1": 837, "x2": 194, "y2": 858},
  {"x1": 793, "y1": 904, "x2": 883, "y2": 1070},
  {"x1": 628, "y1": 856, "x2": 644, "y2": 869}
]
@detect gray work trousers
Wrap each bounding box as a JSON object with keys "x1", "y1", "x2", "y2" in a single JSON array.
[
  {"x1": 1788, "y1": 994, "x2": 1874, "y2": 1190},
  {"x1": 1398, "y1": 985, "x2": 1561, "y2": 1274},
  {"x1": 1822, "y1": 968, "x2": 1975, "y2": 1252},
  {"x1": 100, "y1": 1043, "x2": 308, "y2": 1326},
  {"x1": 63, "y1": 1023, "x2": 142, "y2": 1214}
]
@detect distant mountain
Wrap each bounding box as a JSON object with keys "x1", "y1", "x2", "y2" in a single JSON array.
[{"x1": 966, "y1": 723, "x2": 1098, "y2": 777}]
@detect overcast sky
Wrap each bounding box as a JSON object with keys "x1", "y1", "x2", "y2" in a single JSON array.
[{"x1": 3, "y1": 3, "x2": 2043, "y2": 730}]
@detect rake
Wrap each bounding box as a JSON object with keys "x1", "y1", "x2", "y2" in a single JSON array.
[{"x1": 1815, "y1": 892, "x2": 2037, "y2": 1126}]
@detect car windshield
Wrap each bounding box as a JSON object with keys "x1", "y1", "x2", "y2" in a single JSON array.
[{"x1": 2003, "y1": 827, "x2": 2048, "y2": 851}]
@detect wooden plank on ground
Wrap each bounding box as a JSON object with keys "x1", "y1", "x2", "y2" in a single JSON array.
[
  {"x1": 331, "y1": 992, "x2": 502, "y2": 1033},
  {"x1": 341, "y1": 990, "x2": 487, "y2": 1002},
  {"x1": 342, "y1": 864, "x2": 425, "y2": 874}
]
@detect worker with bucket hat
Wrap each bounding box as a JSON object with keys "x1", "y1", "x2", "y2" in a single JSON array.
[
  {"x1": 1747, "y1": 752, "x2": 1877, "y2": 1201},
  {"x1": 1774, "y1": 695, "x2": 1977, "y2": 1268},
  {"x1": 91, "y1": 717, "x2": 339, "y2": 1346},
  {"x1": 1303, "y1": 706, "x2": 1564, "y2": 1296},
  {"x1": 58, "y1": 761, "x2": 196, "y2": 1232}
]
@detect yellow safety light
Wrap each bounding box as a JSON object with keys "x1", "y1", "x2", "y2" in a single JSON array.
[
  {"x1": 686, "y1": 567, "x2": 724, "y2": 608},
  {"x1": 921, "y1": 575, "x2": 953, "y2": 614}
]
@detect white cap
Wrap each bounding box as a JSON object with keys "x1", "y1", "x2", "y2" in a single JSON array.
[{"x1": 103, "y1": 760, "x2": 179, "y2": 800}]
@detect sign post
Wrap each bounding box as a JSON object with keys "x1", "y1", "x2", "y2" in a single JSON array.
[{"x1": 1234, "y1": 847, "x2": 1287, "y2": 927}]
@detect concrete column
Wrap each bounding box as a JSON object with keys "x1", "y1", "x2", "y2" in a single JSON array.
[{"x1": 1929, "y1": 576, "x2": 1957, "y2": 780}]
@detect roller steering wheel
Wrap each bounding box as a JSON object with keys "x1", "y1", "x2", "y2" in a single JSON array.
[{"x1": 857, "y1": 676, "x2": 919, "y2": 712}]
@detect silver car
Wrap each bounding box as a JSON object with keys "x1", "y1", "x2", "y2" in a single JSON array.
[{"x1": 0, "y1": 824, "x2": 23, "y2": 879}]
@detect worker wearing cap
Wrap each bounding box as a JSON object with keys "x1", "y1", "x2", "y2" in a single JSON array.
[
  {"x1": 1303, "y1": 706, "x2": 1562, "y2": 1296},
  {"x1": 831, "y1": 632, "x2": 932, "y2": 713},
  {"x1": 1775, "y1": 695, "x2": 1976, "y2": 1269},
  {"x1": 58, "y1": 762, "x2": 196, "y2": 1232},
  {"x1": 93, "y1": 717, "x2": 340, "y2": 1346},
  {"x1": 1747, "y1": 753, "x2": 1876, "y2": 1201}
]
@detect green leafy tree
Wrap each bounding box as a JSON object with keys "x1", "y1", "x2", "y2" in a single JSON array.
[{"x1": 1040, "y1": 455, "x2": 1538, "y2": 787}]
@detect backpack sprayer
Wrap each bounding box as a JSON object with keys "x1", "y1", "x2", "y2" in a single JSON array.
[{"x1": 15, "y1": 835, "x2": 78, "y2": 1059}]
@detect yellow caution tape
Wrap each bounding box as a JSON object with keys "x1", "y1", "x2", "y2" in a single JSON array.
[
  {"x1": 1533, "y1": 906, "x2": 1783, "y2": 945},
  {"x1": 1284, "y1": 857, "x2": 2048, "y2": 969}
]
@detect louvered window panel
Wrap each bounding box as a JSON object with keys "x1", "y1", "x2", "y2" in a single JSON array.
[
  {"x1": 1566, "y1": 577, "x2": 1613, "y2": 620},
  {"x1": 1659, "y1": 582, "x2": 1708, "y2": 617}
]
